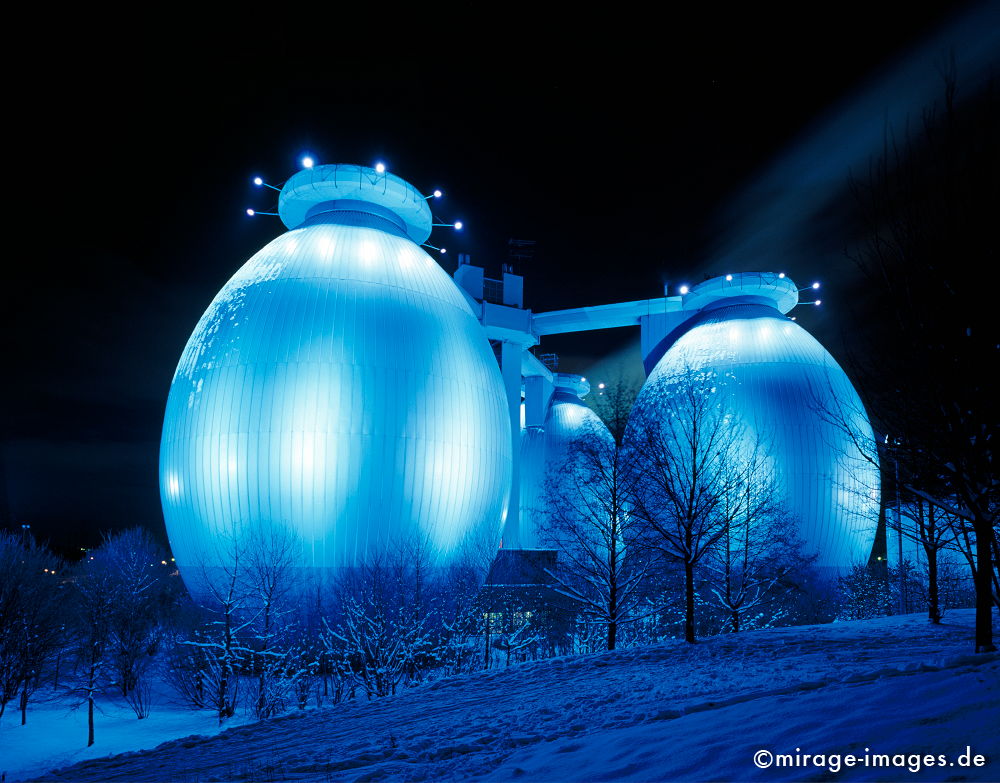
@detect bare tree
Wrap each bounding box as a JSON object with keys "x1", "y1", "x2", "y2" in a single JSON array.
[
  {"x1": 315, "y1": 620, "x2": 353, "y2": 704},
  {"x1": 842, "y1": 69, "x2": 997, "y2": 651},
  {"x1": 185, "y1": 531, "x2": 255, "y2": 725},
  {"x1": 587, "y1": 365, "x2": 642, "y2": 444},
  {"x1": 0, "y1": 532, "x2": 64, "y2": 726},
  {"x1": 703, "y1": 506, "x2": 816, "y2": 633},
  {"x1": 889, "y1": 493, "x2": 961, "y2": 623},
  {"x1": 438, "y1": 533, "x2": 494, "y2": 675},
  {"x1": 165, "y1": 632, "x2": 209, "y2": 710},
  {"x1": 295, "y1": 575, "x2": 349, "y2": 707},
  {"x1": 243, "y1": 525, "x2": 301, "y2": 719},
  {"x1": 98, "y1": 528, "x2": 166, "y2": 719},
  {"x1": 627, "y1": 367, "x2": 770, "y2": 643},
  {"x1": 331, "y1": 537, "x2": 437, "y2": 699},
  {"x1": 448, "y1": 521, "x2": 501, "y2": 671},
  {"x1": 940, "y1": 504, "x2": 996, "y2": 616},
  {"x1": 71, "y1": 548, "x2": 117, "y2": 746},
  {"x1": 538, "y1": 424, "x2": 653, "y2": 651},
  {"x1": 813, "y1": 376, "x2": 977, "y2": 627}
]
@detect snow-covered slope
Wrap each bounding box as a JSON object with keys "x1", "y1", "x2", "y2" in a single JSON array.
[{"x1": 11, "y1": 609, "x2": 1000, "y2": 782}]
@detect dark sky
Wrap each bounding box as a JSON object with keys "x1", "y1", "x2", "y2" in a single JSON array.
[{"x1": 6, "y1": 4, "x2": 997, "y2": 551}]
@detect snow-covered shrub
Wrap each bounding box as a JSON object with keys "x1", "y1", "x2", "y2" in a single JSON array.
[
  {"x1": 836, "y1": 563, "x2": 893, "y2": 620},
  {"x1": 325, "y1": 538, "x2": 441, "y2": 700}
]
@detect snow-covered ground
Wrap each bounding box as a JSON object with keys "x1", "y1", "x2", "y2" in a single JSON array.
[
  {"x1": 4, "y1": 609, "x2": 998, "y2": 782},
  {"x1": 0, "y1": 689, "x2": 254, "y2": 782}
]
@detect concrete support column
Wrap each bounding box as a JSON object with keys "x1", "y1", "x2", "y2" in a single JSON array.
[
  {"x1": 524, "y1": 374, "x2": 553, "y2": 429},
  {"x1": 500, "y1": 340, "x2": 523, "y2": 548}
]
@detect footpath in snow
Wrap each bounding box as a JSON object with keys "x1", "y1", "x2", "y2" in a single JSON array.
[{"x1": 3, "y1": 609, "x2": 998, "y2": 782}]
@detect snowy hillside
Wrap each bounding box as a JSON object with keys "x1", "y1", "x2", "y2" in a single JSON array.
[{"x1": 6, "y1": 609, "x2": 998, "y2": 782}]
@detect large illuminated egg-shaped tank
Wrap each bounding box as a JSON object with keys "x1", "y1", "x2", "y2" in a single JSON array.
[
  {"x1": 519, "y1": 374, "x2": 614, "y2": 549},
  {"x1": 629, "y1": 273, "x2": 879, "y2": 569},
  {"x1": 159, "y1": 164, "x2": 511, "y2": 589}
]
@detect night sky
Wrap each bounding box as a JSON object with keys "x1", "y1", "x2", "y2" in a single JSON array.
[{"x1": 6, "y1": 4, "x2": 998, "y2": 552}]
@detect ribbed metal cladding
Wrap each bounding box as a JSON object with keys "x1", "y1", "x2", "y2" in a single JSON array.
[
  {"x1": 519, "y1": 393, "x2": 613, "y2": 549},
  {"x1": 159, "y1": 212, "x2": 511, "y2": 585},
  {"x1": 631, "y1": 303, "x2": 879, "y2": 570}
]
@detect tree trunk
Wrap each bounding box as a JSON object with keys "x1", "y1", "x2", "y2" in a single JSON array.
[
  {"x1": 88, "y1": 694, "x2": 95, "y2": 747},
  {"x1": 725, "y1": 540, "x2": 750, "y2": 633},
  {"x1": 925, "y1": 544, "x2": 940, "y2": 624},
  {"x1": 608, "y1": 580, "x2": 618, "y2": 651},
  {"x1": 257, "y1": 603, "x2": 271, "y2": 718},
  {"x1": 991, "y1": 533, "x2": 1000, "y2": 611},
  {"x1": 20, "y1": 681, "x2": 28, "y2": 725},
  {"x1": 484, "y1": 599, "x2": 492, "y2": 670},
  {"x1": 219, "y1": 666, "x2": 229, "y2": 725},
  {"x1": 974, "y1": 518, "x2": 996, "y2": 653},
  {"x1": 726, "y1": 536, "x2": 739, "y2": 633},
  {"x1": 684, "y1": 559, "x2": 696, "y2": 644},
  {"x1": 220, "y1": 599, "x2": 234, "y2": 724}
]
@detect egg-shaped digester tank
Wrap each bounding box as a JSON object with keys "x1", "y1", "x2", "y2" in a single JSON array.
[
  {"x1": 519, "y1": 374, "x2": 614, "y2": 549},
  {"x1": 159, "y1": 164, "x2": 512, "y2": 590},
  {"x1": 629, "y1": 273, "x2": 879, "y2": 570}
]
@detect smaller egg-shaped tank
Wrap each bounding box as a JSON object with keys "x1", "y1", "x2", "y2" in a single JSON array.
[
  {"x1": 519, "y1": 374, "x2": 614, "y2": 549},
  {"x1": 627, "y1": 273, "x2": 879, "y2": 570},
  {"x1": 159, "y1": 164, "x2": 511, "y2": 593}
]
